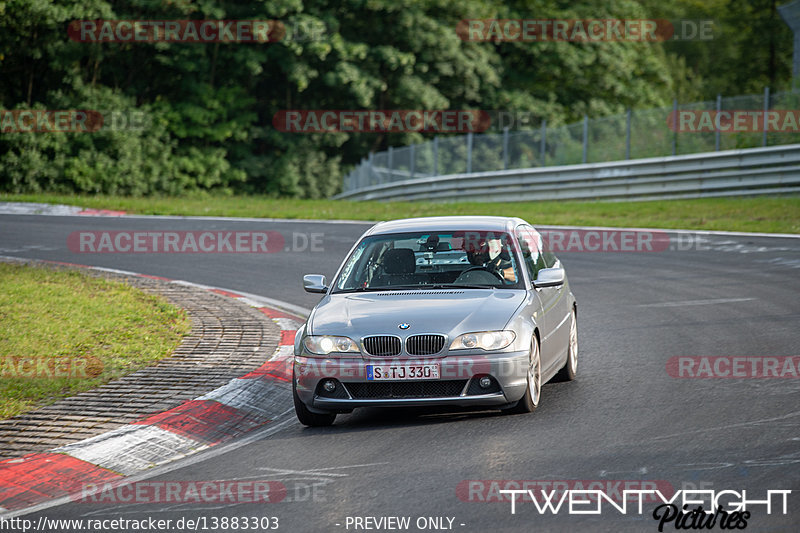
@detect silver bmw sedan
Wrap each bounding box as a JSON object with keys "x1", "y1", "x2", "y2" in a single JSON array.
[{"x1": 293, "y1": 216, "x2": 578, "y2": 426}]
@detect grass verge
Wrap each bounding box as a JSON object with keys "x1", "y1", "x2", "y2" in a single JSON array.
[
  {"x1": 0, "y1": 263, "x2": 191, "y2": 419},
  {"x1": 1, "y1": 193, "x2": 799, "y2": 234}
]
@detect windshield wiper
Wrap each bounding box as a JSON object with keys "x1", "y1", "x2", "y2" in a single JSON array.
[
  {"x1": 426, "y1": 283, "x2": 496, "y2": 289},
  {"x1": 336, "y1": 283, "x2": 497, "y2": 293},
  {"x1": 388, "y1": 283, "x2": 496, "y2": 290},
  {"x1": 335, "y1": 286, "x2": 394, "y2": 293}
]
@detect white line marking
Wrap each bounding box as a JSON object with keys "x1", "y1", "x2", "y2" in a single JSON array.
[
  {"x1": 637, "y1": 297, "x2": 755, "y2": 308},
  {"x1": 88, "y1": 266, "x2": 142, "y2": 276},
  {"x1": 256, "y1": 462, "x2": 390, "y2": 479},
  {"x1": 634, "y1": 410, "x2": 800, "y2": 443},
  {"x1": 538, "y1": 224, "x2": 800, "y2": 239}
]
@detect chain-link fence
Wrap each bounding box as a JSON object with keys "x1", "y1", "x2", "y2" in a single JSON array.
[{"x1": 342, "y1": 88, "x2": 800, "y2": 194}]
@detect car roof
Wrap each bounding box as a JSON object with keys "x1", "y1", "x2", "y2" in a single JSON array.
[{"x1": 365, "y1": 216, "x2": 529, "y2": 236}]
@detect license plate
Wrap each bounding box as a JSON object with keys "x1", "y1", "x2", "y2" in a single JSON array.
[{"x1": 366, "y1": 364, "x2": 440, "y2": 381}]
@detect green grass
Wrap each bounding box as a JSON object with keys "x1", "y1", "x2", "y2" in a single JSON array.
[
  {"x1": 2, "y1": 193, "x2": 799, "y2": 234},
  {"x1": 0, "y1": 263, "x2": 191, "y2": 419}
]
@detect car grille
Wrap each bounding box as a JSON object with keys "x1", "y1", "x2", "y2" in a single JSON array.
[
  {"x1": 362, "y1": 335, "x2": 402, "y2": 356},
  {"x1": 344, "y1": 380, "x2": 467, "y2": 399},
  {"x1": 406, "y1": 334, "x2": 446, "y2": 355}
]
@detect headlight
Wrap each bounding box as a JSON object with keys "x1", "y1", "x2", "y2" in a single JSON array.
[
  {"x1": 303, "y1": 335, "x2": 360, "y2": 355},
  {"x1": 450, "y1": 330, "x2": 516, "y2": 351}
]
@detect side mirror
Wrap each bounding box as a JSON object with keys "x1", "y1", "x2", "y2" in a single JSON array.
[
  {"x1": 533, "y1": 267, "x2": 565, "y2": 288},
  {"x1": 303, "y1": 274, "x2": 328, "y2": 294}
]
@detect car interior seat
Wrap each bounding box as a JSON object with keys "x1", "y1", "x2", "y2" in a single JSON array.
[{"x1": 376, "y1": 248, "x2": 418, "y2": 286}]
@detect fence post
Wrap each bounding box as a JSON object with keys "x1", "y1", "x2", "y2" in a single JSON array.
[
  {"x1": 433, "y1": 136, "x2": 439, "y2": 176},
  {"x1": 763, "y1": 86, "x2": 770, "y2": 147},
  {"x1": 672, "y1": 99, "x2": 678, "y2": 156},
  {"x1": 368, "y1": 152, "x2": 374, "y2": 186},
  {"x1": 409, "y1": 143, "x2": 415, "y2": 179},
  {"x1": 625, "y1": 109, "x2": 632, "y2": 160},
  {"x1": 503, "y1": 127, "x2": 509, "y2": 170},
  {"x1": 582, "y1": 115, "x2": 588, "y2": 164},
  {"x1": 387, "y1": 146, "x2": 393, "y2": 182},
  {"x1": 715, "y1": 94, "x2": 721, "y2": 151},
  {"x1": 466, "y1": 132, "x2": 473, "y2": 173},
  {"x1": 540, "y1": 119, "x2": 546, "y2": 166}
]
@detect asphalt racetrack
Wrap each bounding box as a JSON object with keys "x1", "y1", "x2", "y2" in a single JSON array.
[{"x1": 1, "y1": 212, "x2": 799, "y2": 532}]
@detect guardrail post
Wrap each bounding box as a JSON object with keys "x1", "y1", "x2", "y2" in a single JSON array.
[
  {"x1": 672, "y1": 99, "x2": 678, "y2": 155},
  {"x1": 503, "y1": 127, "x2": 509, "y2": 170},
  {"x1": 433, "y1": 136, "x2": 439, "y2": 176},
  {"x1": 625, "y1": 109, "x2": 631, "y2": 160},
  {"x1": 540, "y1": 119, "x2": 546, "y2": 166},
  {"x1": 582, "y1": 115, "x2": 588, "y2": 163},
  {"x1": 715, "y1": 94, "x2": 721, "y2": 151},
  {"x1": 763, "y1": 86, "x2": 770, "y2": 147},
  {"x1": 466, "y1": 132, "x2": 473, "y2": 173},
  {"x1": 387, "y1": 146, "x2": 393, "y2": 182},
  {"x1": 409, "y1": 144, "x2": 415, "y2": 179}
]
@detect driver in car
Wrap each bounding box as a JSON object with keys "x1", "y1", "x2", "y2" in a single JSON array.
[{"x1": 466, "y1": 237, "x2": 517, "y2": 282}]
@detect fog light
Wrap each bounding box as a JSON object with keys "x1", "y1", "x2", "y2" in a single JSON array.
[
  {"x1": 479, "y1": 376, "x2": 492, "y2": 388},
  {"x1": 323, "y1": 380, "x2": 337, "y2": 392}
]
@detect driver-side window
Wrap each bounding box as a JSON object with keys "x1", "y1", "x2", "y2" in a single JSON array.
[{"x1": 516, "y1": 225, "x2": 547, "y2": 282}]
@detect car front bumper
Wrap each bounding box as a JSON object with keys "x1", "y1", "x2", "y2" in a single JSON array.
[{"x1": 293, "y1": 349, "x2": 530, "y2": 413}]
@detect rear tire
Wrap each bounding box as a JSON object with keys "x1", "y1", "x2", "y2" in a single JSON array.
[
  {"x1": 555, "y1": 308, "x2": 578, "y2": 382},
  {"x1": 508, "y1": 336, "x2": 541, "y2": 414},
  {"x1": 293, "y1": 375, "x2": 336, "y2": 427}
]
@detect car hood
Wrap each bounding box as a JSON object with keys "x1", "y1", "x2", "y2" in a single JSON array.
[{"x1": 309, "y1": 289, "x2": 526, "y2": 338}]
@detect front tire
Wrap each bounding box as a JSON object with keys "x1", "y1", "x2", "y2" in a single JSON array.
[
  {"x1": 508, "y1": 335, "x2": 541, "y2": 414},
  {"x1": 293, "y1": 375, "x2": 336, "y2": 427}
]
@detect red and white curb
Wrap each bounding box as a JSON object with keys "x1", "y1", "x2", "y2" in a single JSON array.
[{"x1": 0, "y1": 260, "x2": 305, "y2": 515}]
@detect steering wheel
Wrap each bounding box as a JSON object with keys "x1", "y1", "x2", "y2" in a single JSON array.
[{"x1": 455, "y1": 266, "x2": 505, "y2": 284}]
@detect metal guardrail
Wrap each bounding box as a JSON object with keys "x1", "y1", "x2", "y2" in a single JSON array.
[{"x1": 334, "y1": 144, "x2": 800, "y2": 202}]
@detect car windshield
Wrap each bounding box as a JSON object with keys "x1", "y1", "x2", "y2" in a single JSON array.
[{"x1": 333, "y1": 231, "x2": 524, "y2": 292}]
